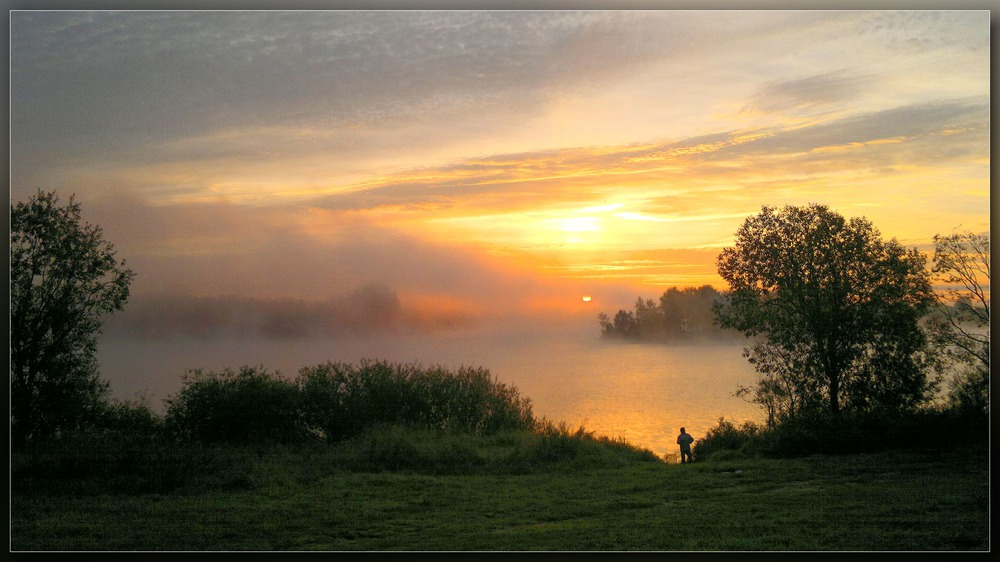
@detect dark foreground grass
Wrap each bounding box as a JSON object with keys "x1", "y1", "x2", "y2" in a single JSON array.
[{"x1": 11, "y1": 442, "x2": 988, "y2": 551}]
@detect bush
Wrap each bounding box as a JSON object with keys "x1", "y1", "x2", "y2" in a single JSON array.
[
  {"x1": 160, "y1": 361, "x2": 534, "y2": 446},
  {"x1": 94, "y1": 396, "x2": 165, "y2": 437},
  {"x1": 297, "y1": 360, "x2": 535, "y2": 442},
  {"x1": 165, "y1": 366, "x2": 304, "y2": 444},
  {"x1": 695, "y1": 405, "x2": 990, "y2": 461},
  {"x1": 693, "y1": 418, "x2": 763, "y2": 460}
]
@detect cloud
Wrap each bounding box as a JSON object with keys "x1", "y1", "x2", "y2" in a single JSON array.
[
  {"x1": 741, "y1": 98, "x2": 988, "y2": 156},
  {"x1": 745, "y1": 71, "x2": 871, "y2": 114},
  {"x1": 11, "y1": 11, "x2": 989, "y2": 212},
  {"x1": 10, "y1": 12, "x2": 678, "y2": 167},
  {"x1": 52, "y1": 94, "x2": 982, "y2": 223},
  {"x1": 298, "y1": 97, "x2": 988, "y2": 221}
]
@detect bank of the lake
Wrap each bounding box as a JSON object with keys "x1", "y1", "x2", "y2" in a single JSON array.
[
  {"x1": 12, "y1": 446, "x2": 988, "y2": 551},
  {"x1": 98, "y1": 333, "x2": 764, "y2": 458}
]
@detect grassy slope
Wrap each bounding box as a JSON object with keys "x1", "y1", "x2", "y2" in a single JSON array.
[{"x1": 11, "y1": 447, "x2": 988, "y2": 551}]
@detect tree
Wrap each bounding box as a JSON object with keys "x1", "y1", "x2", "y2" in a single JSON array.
[
  {"x1": 612, "y1": 309, "x2": 638, "y2": 337},
  {"x1": 633, "y1": 297, "x2": 663, "y2": 336},
  {"x1": 597, "y1": 312, "x2": 615, "y2": 336},
  {"x1": 597, "y1": 285, "x2": 731, "y2": 341},
  {"x1": 10, "y1": 190, "x2": 135, "y2": 444},
  {"x1": 927, "y1": 230, "x2": 989, "y2": 415},
  {"x1": 659, "y1": 285, "x2": 726, "y2": 337},
  {"x1": 715, "y1": 204, "x2": 934, "y2": 418}
]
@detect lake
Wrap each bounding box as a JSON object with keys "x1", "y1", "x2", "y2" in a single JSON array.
[{"x1": 97, "y1": 328, "x2": 763, "y2": 459}]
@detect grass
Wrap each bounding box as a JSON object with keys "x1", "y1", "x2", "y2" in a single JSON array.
[{"x1": 11, "y1": 434, "x2": 989, "y2": 551}]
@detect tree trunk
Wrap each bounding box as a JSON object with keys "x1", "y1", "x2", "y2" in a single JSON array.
[{"x1": 828, "y1": 370, "x2": 840, "y2": 416}]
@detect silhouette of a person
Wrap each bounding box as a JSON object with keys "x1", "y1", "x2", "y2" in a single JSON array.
[{"x1": 677, "y1": 427, "x2": 694, "y2": 463}]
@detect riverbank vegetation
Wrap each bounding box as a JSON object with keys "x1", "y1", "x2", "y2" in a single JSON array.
[
  {"x1": 10, "y1": 354, "x2": 989, "y2": 551},
  {"x1": 11, "y1": 361, "x2": 660, "y2": 495}
]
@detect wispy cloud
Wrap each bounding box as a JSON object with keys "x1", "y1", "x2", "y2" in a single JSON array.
[
  {"x1": 745, "y1": 71, "x2": 872, "y2": 114},
  {"x1": 296, "y1": 97, "x2": 988, "y2": 222}
]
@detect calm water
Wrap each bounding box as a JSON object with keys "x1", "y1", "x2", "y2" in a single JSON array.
[{"x1": 98, "y1": 329, "x2": 763, "y2": 459}]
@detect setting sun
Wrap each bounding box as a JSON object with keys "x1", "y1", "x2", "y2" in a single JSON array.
[{"x1": 582, "y1": 295, "x2": 593, "y2": 303}]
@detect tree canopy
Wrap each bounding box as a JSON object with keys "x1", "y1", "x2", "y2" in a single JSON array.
[
  {"x1": 10, "y1": 190, "x2": 135, "y2": 444},
  {"x1": 714, "y1": 204, "x2": 934, "y2": 420}
]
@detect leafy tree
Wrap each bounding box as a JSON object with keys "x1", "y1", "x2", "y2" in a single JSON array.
[
  {"x1": 715, "y1": 204, "x2": 934, "y2": 418},
  {"x1": 927, "y1": 230, "x2": 989, "y2": 415},
  {"x1": 10, "y1": 190, "x2": 135, "y2": 444}
]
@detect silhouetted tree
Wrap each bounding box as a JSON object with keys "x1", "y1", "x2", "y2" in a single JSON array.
[
  {"x1": 612, "y1": 309, "x2": 639, "y2": 337},
  {"x1": 598, "y1": 285, "x2": 731, "y2": 340},
  {"x1": 734, "y1": 339, "x2": 826, "y2": 428},
  {"x1": 715, "y1": 204, "x2": 934, "y2": 417},
  {"x1": 634, "y1": 297, "x2": 663, "y2": 336},
  {"x1": 927, "y1": 230, "x2": 989, "y2": 415},
  {"x1": 11, "y1": 190, "x2": 135, "y2": 444},
  {"x1": 659, "y1": 285, "x2": 725, "y2": 337},
  {"x1": 597, "y1": 312, "x2": 615, "y2": 336}
]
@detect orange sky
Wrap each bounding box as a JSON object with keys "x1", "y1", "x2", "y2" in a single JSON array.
[{"x1": 10, "y1": 10, "x2": 991, "y2": 331}]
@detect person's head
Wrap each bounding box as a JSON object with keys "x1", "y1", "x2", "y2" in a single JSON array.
[{"x1": 680, "y1": 427, "x2": 686, "y2": 434}]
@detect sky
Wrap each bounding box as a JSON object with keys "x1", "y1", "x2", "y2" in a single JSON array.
[{"x1": 9, "y1": 9, "x2": 992, "y2": 340}]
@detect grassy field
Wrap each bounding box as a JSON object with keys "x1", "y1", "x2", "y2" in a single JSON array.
[{"x1": 11, "y1": 441, "x2": 988, "y2": 552}]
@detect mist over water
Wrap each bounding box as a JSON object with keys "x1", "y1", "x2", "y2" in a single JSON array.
[{"x1": 97, "y1": 322, "x2": 763, "y2": 458}]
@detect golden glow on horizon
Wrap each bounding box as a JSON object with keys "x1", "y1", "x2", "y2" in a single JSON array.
[{"x1": 92, "y1": 118, "x2": 988, "y2": 293}]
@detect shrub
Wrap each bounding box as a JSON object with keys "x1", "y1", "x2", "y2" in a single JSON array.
[
  {"x1": 760, "y1": 409, "x2": 964, "y2": 456},
  {"x1": 693, "y1": 418, "x2": 763, "y2": 460},
  {"x1": 695, "y1": 405, "x2": 990, "y2": 461},
  {"x1": 297, "y1": 360, "x2": 535, "y2": 442},
  {"x1": 94, "y1": 396, "x2": 165, "y2": 438},
  {"x1": 164, "y1": 366, "x2": 304, "y2": 444}
]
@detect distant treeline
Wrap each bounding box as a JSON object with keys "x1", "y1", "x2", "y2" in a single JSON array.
[{"x1": 598, "y1": 285, "x2": 738, "y2": 341}]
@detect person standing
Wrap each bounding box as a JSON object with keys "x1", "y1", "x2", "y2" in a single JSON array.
[{"x1": 677, "y1": 427, "x2": 695, "y2": 463}]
